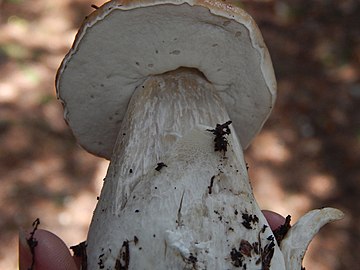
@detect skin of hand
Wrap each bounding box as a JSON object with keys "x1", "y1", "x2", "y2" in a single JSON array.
[
  {"x1": 19, "y1": 229, "x2": 79, "y2": 270},
  {"x1": 19, "y1": 210, "x2": 285, "y2": 270}
]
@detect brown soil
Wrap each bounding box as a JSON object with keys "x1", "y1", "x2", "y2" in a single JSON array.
[{"x1": 0, "y1": 1, "x2": 359, "y2": 269}]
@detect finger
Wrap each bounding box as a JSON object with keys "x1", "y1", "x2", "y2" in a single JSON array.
[
  {"x1": 73, "y1": 255, "x2": 82, "y2": 270},
  {"x1": 19, "y1": 229, "x2": 78, "y2": 270},
  {"x1": 262, "y1": 210, "x2": 286, "y2": 231}
]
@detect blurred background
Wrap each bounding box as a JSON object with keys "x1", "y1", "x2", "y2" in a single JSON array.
[{"x1": 0, "y1": 0, "x2": 359, "y2": 269}]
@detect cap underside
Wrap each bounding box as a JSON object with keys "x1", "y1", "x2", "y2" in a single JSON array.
[{"x1": 57, "y1": 2, "x2": 274, "y2": 159}]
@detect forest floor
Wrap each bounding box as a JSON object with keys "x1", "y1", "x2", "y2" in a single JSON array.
[{"x1": 0, "y1": 0, "x2": 359, "y2": 269}]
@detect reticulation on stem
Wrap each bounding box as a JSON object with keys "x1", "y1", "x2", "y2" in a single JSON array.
[{"x1": 87, "y1": 68, "x2": 284, "y2": 269}]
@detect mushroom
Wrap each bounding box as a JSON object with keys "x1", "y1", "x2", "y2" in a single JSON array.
[{"x1": 56, "y1": 0, "x2": 343, "y2": 269}]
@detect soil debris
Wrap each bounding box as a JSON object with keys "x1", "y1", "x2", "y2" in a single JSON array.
[
  {"x1": 207, "y1": 121, "x2": 232, "y2": 155},
  {"x1": 26, "y1": 218, "x2": 40, "y2": 270}
]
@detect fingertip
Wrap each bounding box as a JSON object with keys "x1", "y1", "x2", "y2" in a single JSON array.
[
  {"x1": 262, "y1": 210, "x2": 287, "y2": 231},
  {"x1": 19, "y1": 229, "x2": 78, "y2": 270},
  {"x1": 19, "y1": 229, "x2": 32, "y2": 270}
]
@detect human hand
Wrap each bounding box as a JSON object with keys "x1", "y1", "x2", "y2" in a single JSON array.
[
  {"x1": 19, "y1": 228, "x2": 79, "y2": 270},
  {"x1": 19, "y1": 210, "x2": 286, "y2": 270}
]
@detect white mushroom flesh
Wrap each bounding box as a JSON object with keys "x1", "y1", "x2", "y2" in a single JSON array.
[
  {"x1": 57, "y1": 2, "x2": 275, "y2": 158},
  {"x1": 281, "y1": 208, "x2": 344, "y2": 270},
  {"x1": 87, "y1": 68, "x2": 285, "y2": 269},
  {"x1": 55, "y1": 1, "x2": 344, "y2": 269}
]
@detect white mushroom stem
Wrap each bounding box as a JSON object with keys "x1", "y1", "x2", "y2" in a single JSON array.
[
  {"x1": 86, "y1": 68, "x2": 343, "y2": 269},
  {"x1": 87, "y1": 68, "x2": 285, "y2": 269},
  {"x1": 54, "y1": 1, "x2": 344, "y2": 268}
]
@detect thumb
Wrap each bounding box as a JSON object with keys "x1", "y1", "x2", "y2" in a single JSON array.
[{"x1": 19, "y1": 228, "x2": 78, "y2": 270}]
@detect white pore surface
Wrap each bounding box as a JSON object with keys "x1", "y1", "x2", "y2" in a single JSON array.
[{"x1": 57, "y1": 3, "x2": 273, "y2": 158}]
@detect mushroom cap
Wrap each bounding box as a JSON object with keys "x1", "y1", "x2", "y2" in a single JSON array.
[{"x1": 56, "y1": 0, "x2": 277, "y2": 159}]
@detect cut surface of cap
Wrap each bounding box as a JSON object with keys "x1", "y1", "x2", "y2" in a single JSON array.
[{"x1": 56, "y1": 0, "x2": 277, "y2": 159}]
